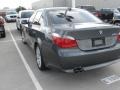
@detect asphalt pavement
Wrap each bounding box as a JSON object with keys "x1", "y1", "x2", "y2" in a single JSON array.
[{"x1": 0, "y1": 22, "x2": 120, "y2": 90}]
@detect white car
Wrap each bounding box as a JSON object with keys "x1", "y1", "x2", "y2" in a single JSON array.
[
  {"x1": 16, "y1": 10, "x2": 34, "y2": 31},
  {"x1": 5, "y1": 11, "x2": 18, "y2": 22}
]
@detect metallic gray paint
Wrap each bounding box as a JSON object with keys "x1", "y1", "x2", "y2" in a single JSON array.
[{"x1": 22, "y1": 8, "x2": 120, "y2": 71}]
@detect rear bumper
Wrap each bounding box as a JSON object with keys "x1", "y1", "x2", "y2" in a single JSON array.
[
  {"x1": 0, "y1": 26, "x2": 5, "y2": 31},
  {"x1": 55, "y1": 44, "x2": 120, "y2": 71},
  {"x1": 6, "y1": 18, "x2": 16, "y2": 21},
  {"x1": 65, "y1": 59, "x2": 120, "y2": 73}
]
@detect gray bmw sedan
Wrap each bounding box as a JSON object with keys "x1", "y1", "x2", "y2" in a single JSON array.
[{"x1": 22, "y1": 7, "x2": 120, "y2": 73}]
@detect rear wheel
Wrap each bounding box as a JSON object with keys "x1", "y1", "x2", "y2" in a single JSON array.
[
  {"x1": 35, "y1": 45, "x2": 46, "y2": 71},
  {"x1": 21, "y1": 31, "x2": 27, "y2": 44}
]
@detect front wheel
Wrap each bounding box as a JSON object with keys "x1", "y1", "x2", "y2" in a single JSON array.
[
  {"x1": 35, "y1": 45, "x2": 46, "y2": 71},
  {"x1": 2, "y1": 31, "x2": 6, "y2": 38},
  {"x1": 115, "y1": 22, "x2": 120, "y2": 26}
]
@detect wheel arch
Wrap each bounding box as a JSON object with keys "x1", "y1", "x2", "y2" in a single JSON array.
[{"x1": 34, "y1": 38, "x2": 42, "y2": 52}]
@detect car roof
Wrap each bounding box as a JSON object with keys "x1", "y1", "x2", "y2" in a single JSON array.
[{"x1": 19, "y1": 10, "x2": 34, "y2": 13}]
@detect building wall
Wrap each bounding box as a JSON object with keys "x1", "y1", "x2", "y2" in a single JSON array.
[
  {"x1": 32, "y1": 0, "x2": 120, "y2": 10},
  {"x1": 53, "y1": 0, "x2": 66, "y2": 7},
  {"x1": 75, "y1": 0, "x2": 120, "y2": 9},
  {"x1": 66, "y1": 0, "x2": 72, "y2": 7},
  {"x1": 32, "y1": 0, "x2": 67, "y2": 9},
  {"x1": 32, "y1": 0, "x2": 53, "y2": 9}
]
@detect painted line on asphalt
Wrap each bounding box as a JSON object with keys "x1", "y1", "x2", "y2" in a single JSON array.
[
  {"x1": 8, "y1": 29, "x2": 43, "y2": 90},
  {"x1": 0, "y1": 39, "x2": 22, "y2": 43},
  {"x1": 101, "y1": 75, "x2": 120, "y2": 84}
]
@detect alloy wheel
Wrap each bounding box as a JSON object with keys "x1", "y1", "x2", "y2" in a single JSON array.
[{"x1": 36, "y1": 46, "x2": 42, "y2": 68}]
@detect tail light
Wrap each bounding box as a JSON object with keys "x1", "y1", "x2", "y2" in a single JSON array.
[
  {"x1": 52, "y1": 33, "x2": 77, "y2": 48},
  {"x1": 0, "y1": 17, "x2": 4, "y2": 25},
  {"x1": 0, "y1": 20, "x2": 4, "y2": 25},
  {"x1": 117, "y1": 33, "x2": 120, "y2": 42},
  {"x1": 94, "y1": 11, "x2": 101, "y2": 17}
]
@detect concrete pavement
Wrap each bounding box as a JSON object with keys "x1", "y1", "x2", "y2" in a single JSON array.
[{"x1": 1, "y1": 22, "x2": 120, "y2": 90}]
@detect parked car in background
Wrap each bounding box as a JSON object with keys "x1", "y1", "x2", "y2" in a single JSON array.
[
  {"x1": 99, "y1": 8, "x2": 120, "y2": 25},
  {"x1": 5, "y1": 11, "x2": 17, "y2": 22},
  {"x1": 22, "y1": 7, "x2": 120, "y2": 73},
  {"x1": 76, "y1": 5, "x2": 101, "y2": 17},
  {"x1": 99, "y1": 8, "x2": 114, "y2": 22},
  {"x1": 0, "y1": 16, "x2": 5, "y2": 37},
  {"x1": 112, "y1": 8, "x2": 120, "y2": 25},
  {"x1": 16, "y1": 10, "x2": 34, "y2": 32},
  {"x1": 116, "y1": 7, "x2": 120, "y2": 12}
]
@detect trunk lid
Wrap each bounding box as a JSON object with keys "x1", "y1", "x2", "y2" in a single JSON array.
[{"x1": 53, "y1": 23, "x2": 120, "y2": 51}]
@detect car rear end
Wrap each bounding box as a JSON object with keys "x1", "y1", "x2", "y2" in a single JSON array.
[
  {"x1": 6, "y1": 15, "x2": 17, "y2": 22},
  {"x1": 20, "y1": 10, "x2": 34, "y2": 24},
  {"x1": 51, "y1": 24, "x2": 120, "y2": 72},
  {"x1": 0, "y1": 16, "x2": 5, "y2": 37},
  {"x1": 5, "y1": 11, "x2": 17, "y2": 22},
  {"x1": 45, "y1": 8, "x2": 120, "y2": 72}
]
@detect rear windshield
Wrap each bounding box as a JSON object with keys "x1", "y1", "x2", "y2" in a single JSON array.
[
  {"x1": 48, "y1": 9, "x2": 102, "y2": 24},
  {"x1": 6, "y1": 11, "x2": 17, "y2": 15},
  {"x1": 101, "y1": 9, "x2": 113, "y2": 12},
  {"x1": 21, "y1": 11, "x2": 33, "y2": 18}
]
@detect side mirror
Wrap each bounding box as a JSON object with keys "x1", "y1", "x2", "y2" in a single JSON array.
[
  {"x1": 28, "y1": 21, "x2": 32, "y2": 27},
  {"x1": 34, "y1": 21, "x2": 41, "y2": 25},
  {"x1": 21, "y1": 20, "x2": 29, "y2": 24}
]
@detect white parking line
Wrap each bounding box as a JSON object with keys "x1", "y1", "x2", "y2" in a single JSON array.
[
  {"x1": 101, "y1": 75, "x2": 120, "y2": 85},
  {"x1": 9, "y1": 29, "x2": 43, "y2": 90},
  {"x1": 0, "y1": 39, "x2": 22, "y2": 43}
]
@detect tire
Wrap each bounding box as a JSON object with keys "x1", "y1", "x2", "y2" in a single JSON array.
[
  {"x1": 2, "y1": 31, "x2": 6, "y2": 38},
  {"x1": 35, "y1": 45, "x2": 46, "y2": 71},
  {"x1": 21, "y1": 31, "x2": 27, "y2": 44},
  {"x1": 5, "y1": 19, "x2": 9, "y2": 23},
  {"x1": 1, "y1": 26, "x2": 6, "y2": 38},
  {"x1": 17, "y1": 26, "x2": 20, "y2": 30}
]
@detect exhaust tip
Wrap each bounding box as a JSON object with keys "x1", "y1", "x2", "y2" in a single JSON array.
[{"x1": 73, "y1": 67, "x2": 84, "y2": 73}]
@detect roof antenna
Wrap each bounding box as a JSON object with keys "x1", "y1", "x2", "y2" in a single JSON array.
[{"x1": 65, "y1": 7, "x2": 72, "y2": 17}]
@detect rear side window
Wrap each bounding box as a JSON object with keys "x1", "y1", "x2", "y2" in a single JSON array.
[
  {"x1": 33, "y1": 11, "x2": 42, "y2": 25},
  {"x1": 29, "y1": 12, "x2": 37, "y2": 22},
  {"x1": 48, "y1": 9, "x2": 102, "y2": 24},
  {"x1": 34, "y1": 11, "x2": 42, "y2": 22}
]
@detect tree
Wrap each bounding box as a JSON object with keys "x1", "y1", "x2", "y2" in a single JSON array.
[
  {"x1": 3, "y1": 7, "x2": 10, "y2": 10},
  {"x1": 16, "y1": 6, "x2": 26, "y2": 12}
]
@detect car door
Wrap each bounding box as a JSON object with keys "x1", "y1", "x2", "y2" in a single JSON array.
[
  {"x1": 25, "y1": 12, "x2": 37, "y2": 45},
  {"x1": 27, "y1": 11, "x2": 43, "y2": 48}
]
